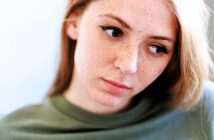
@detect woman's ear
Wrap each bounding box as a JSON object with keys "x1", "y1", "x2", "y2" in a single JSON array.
[{"x1": 66, "y1": 12, "x2": 81, "y2": 40}]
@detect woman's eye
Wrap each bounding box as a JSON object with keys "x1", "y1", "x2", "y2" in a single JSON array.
[
  {"x1": 149, "y1": 45, "x2": 168, "y2": 55},
  {"x1": 100, "y1": 26, "x2": 123, "y2": 38}
]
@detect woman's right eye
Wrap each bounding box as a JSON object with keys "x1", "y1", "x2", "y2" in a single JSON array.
[{"x1": 100, "y1": 26, "x2": 123, "y2": 38}]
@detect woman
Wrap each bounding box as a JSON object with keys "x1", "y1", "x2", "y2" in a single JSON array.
[{"x1": 0, "y1": 0, "x2": 214, "y2": 139}]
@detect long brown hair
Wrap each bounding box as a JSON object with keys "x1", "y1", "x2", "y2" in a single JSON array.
[
  {"x1": 48, "y1": 0, "x2": 91, "y2": 97},
  {"x1": 47, "y1": 0, "x2": 214, "y2": 110}
]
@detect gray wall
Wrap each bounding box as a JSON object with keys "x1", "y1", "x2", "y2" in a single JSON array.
[
  {"x1": 208, "y1": 0, "x2": 214, "y2": 51},
  {"x1": 0, "y1": 0, "x2": 67, "y2": 115}
]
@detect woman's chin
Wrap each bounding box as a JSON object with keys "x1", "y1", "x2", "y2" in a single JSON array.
[{"x1": 91, "y1": 92, "x2": 130, "y2": 113}]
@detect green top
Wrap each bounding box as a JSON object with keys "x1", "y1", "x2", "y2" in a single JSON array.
[{"x1": 0, "y1": 81, "x2": 214, "y2": 140}]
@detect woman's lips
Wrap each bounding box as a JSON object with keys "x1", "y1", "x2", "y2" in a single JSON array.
[{"x1": 101, "y1": 78, "x2": 131, "y2": 95}]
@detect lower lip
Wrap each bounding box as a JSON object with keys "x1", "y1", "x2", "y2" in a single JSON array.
[{"x1": 101, "y1": 79, "x2": 130, "y2": 95}]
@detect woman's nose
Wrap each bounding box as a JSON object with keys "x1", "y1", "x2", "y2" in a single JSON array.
[{"x1": 114, "y1": 46, "x2": 138, "y2": 74}]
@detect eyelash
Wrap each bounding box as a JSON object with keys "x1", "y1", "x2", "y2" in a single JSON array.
[
  {"x1": 148, "y1": 44, "x2": 168, "y2": 55},
  {"x1": 99, "y1": 25, "x2": 168, "y2": 55},
  {"x1": 100, "y1": 26, "x2": 123, "y2": 38}
]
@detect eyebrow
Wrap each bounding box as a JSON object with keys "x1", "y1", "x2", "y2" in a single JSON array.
[
  {"x1": 149, "y1": 35, "x2": 175, "y2": 44},
  {"x1": 98, "y1": 14, "x2": 175, "y2": 44},
  {"x1": 98, "y1": 14, "x2": 131, "y2": 30}
]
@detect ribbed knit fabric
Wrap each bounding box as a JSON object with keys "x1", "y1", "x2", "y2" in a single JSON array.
[{"x1": 0, "y1": 81, "x2": 213, "y2": 140}]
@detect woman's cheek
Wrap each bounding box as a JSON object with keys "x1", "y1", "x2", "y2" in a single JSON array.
[{"x1": 140, "y1": 61, "x2": 166, "y2": 82}]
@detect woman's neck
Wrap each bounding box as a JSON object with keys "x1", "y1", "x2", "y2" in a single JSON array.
[{"x1": 63, "y1": 88, "x2": 131, "y2": 115}]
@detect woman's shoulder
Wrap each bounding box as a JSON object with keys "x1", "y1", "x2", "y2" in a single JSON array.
[
  {"x1": 1, "y1": 104, "x2": 43, "y2": 122},
  {"x1": 0, "y1": 98, "x2": 61, "y2": 128},
  {"x1": 0, "y1": 102, "x2": 49, "y2": 127},
  {"x1": 0, "y1": 103, "x2": 44, "y2": 139},
  {"x1": 0, "y1": 97, "x2": 72, "y2": 139},
  {"x1": 188, "y1": 80, "x2": 214, "y2": 120},
  {"x1": 178, "y1": 80, "x2": 214, "y2": 139},
  {"x1": 0, "y1": 96, "x2": 68, "y2": 125}
]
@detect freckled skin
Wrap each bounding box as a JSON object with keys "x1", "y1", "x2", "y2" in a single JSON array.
[{"x1": 64, "y1": 0, "x2": 177, "y2": 114}]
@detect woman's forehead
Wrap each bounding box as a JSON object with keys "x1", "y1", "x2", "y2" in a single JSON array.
[
  {"x1": 89, "y1": 0, "x2": 172, "y2": 14},
  {"x1": 84, "y1": 0, "x2": 176, "y2": 40}
]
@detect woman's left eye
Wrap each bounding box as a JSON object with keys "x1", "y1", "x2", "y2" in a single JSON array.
[
  {"x1": 149, "y1": 45, "x2": 168, "y2": 55},
  {"x1": 100, "y1": 26, "x2": 123, "y2": 38}
]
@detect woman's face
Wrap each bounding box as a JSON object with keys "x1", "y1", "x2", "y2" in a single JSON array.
[{"x1": 67, "y1": 0, "x2": 177, "y2": 111}]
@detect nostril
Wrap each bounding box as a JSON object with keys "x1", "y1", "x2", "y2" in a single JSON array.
[{"x1": 114, "y1": 53, "x2": 138, "y2": 74}]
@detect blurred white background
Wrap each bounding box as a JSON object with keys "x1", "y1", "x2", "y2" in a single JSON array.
[
  {"x1": 0, "y1": 0, "x2": 213, "y2": 115},
  {"x1": 0, "y1": 0, "x2": 67, "y2": 115}
]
